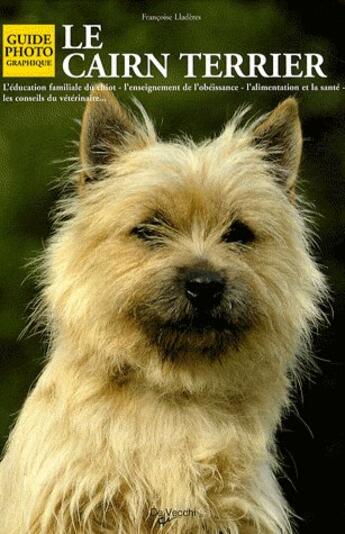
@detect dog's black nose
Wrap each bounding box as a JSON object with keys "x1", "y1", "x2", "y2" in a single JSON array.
[{"x1": 185, "y1": 270, "x2": 225, "y2": 309}]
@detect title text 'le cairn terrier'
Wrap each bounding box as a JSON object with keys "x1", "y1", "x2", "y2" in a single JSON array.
[{"x1": 0, "y1": 86, "x2": 326, "y2": 534}]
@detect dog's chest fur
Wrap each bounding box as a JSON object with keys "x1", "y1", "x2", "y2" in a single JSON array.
[{"x1": 34, "y1": 368, "x2": 267, "y2": 531}]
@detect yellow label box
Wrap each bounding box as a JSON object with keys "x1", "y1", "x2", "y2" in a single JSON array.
[{"x1": 2, "y1": 24, "x2": 55, "y2": 77}]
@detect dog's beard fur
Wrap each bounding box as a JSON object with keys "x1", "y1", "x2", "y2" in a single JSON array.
[
  {"x1": 132, "y1": 275, "x2": 256, "y2": 360},
  {"x1": 0, "y1": 88, "x2": 328, "y2": 534}
]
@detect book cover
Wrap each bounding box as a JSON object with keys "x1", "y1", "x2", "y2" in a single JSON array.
[{"x1": 0, "y1": 2, "x2": 343, "y2": 533}]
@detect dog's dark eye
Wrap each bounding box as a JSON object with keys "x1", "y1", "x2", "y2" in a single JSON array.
[
  {"x1": 131, "y1": 217, "x2": 164, "y2": 244},
  {"x1": 222, "y1": 220, "x2": 255, "y2": 246}
]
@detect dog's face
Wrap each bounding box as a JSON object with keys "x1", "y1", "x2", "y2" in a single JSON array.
[
  {"x1": 44, "y1": 87, "x2": 324, "y2": 393},
  {"x1": 105, "y1": 158, "x2": 260, "y2": 361}
]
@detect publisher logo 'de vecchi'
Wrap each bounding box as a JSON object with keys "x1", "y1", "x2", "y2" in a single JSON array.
[{"x1": 2, "y1": 25, "x2": 55, "y2": 77}]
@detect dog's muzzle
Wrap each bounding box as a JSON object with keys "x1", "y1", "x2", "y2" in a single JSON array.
[{"x1": 132, "y1": 266, "x2": 256, "y2": 360}]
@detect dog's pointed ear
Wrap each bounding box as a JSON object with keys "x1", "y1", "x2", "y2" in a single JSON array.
[
  {"x1": 253, "y1": 98, "x2": 302, "y2": 202},
  {"x1": 79, "y1": 85, "x2": 153, "y2": 189}
]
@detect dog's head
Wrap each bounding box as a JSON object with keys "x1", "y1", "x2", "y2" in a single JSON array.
[{"x1": 43, "y1": 86, "x2": 325, "y2": 394}]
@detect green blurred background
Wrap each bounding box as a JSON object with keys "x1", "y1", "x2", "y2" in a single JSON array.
[{"x1": 0, "y1": 1, "x2": 344, "y2": 532}]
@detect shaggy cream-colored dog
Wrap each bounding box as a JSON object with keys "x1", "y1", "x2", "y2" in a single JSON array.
[{"x1": 0, "y1": 88, "x2": 326, "y2": 533}]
